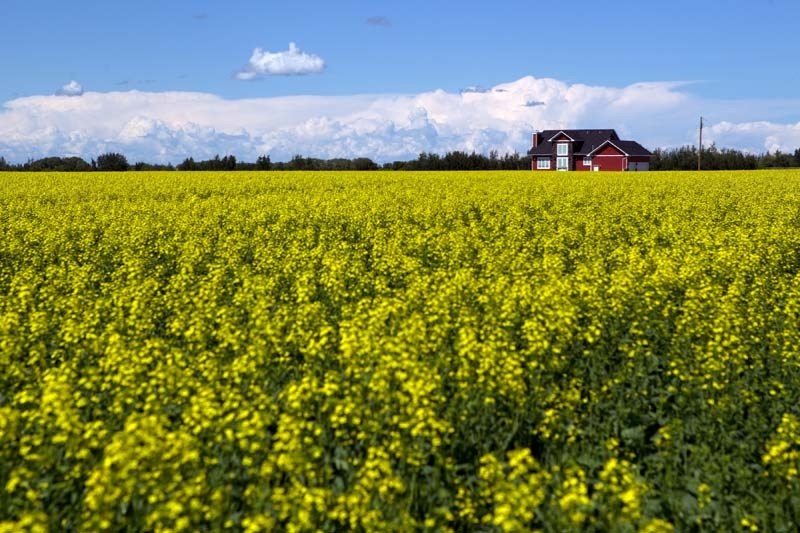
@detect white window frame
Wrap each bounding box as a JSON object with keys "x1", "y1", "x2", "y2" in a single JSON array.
[
  {"x1": 583, "y1": 156, "x2": 592, "y2": 166},
  {"x1": 556, "y1": 157, "x2": 569, "y2": 170},
  {"x1": 537, "y1": 157, "x2": 550, "y2": 169},
  {"x1": 557, "y1": 143, "x2": 569, "y2": 156}
]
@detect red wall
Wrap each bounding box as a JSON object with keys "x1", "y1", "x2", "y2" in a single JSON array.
[
  {"x1": 591, "y1": 156, "x2": 624, "y2": 171},
  {"x1": 590, "y1": 143, "x2": 625, "y2": 171},
  {"x1": 575, "y1": 156, "x2": 593, "y2": 172}
]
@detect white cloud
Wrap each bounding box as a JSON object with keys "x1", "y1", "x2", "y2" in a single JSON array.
[
  {"x1": 704, "y1": 121, "x2": 800, "y2": 154},
  {"x1": 235, "y1": 42, "x2": 325, "y2": 79},
  {"x1": 366, "y1": 16, "x2": 391, "y2": 27},
  {"x1": 1, "y1": 76, "x2": 799, "y2": 163},
  {"x1": 56, "y1": 80, "x2": 84, "y2": 97}
]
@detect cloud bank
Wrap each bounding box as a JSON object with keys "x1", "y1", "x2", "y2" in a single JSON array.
[
  {"x1": 705, "y1": 121, "x2": 800, "y2": 154},
  {"x1": 235, "y1": 43, "x2": 325, "y2": 79},
  {"x1": 2, "y1": 76, "x2": 799, "y2": 163}
]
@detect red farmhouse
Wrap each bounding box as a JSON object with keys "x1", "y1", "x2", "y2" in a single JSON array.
[{"x1": 528, "y1": 129, "x2": 651, "y2": 171}]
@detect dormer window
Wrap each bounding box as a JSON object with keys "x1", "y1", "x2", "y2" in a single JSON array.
[{"x1": 557, "y1": 143, "x2": 569, "y2": 156}]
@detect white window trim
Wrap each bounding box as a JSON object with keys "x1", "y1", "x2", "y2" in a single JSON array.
[
  {"x1": 556, "y1": 157, "x2": 569, "y2": 170},
  {"x1": 583, "y1": 156, "x2": 592, "y2": 166},
  {"x1": 537, "y1": 157, "x2": 550, "y2": 169},
  {"x1": 557, "y1": 143, "x2": 569, "y2": 156}
]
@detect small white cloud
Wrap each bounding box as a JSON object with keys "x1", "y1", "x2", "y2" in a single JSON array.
[
  {"x1": 235, "y1": 42, "x2": 325, "y2": 79},
  {"x1": 459, "y1": 86, "x2": 489, "y2": 94},
  {"x1": 56, "y1": 80, "x2": 84, "y2": 97},
  {"x1": 366, "y1": 16, "x2": 391, "y2": 27}
]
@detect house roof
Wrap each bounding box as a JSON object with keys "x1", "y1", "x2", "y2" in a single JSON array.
[
  {"x1": 528, "y1": 129, "x2": 649, "y2": 157},
  {"x1": 612, "y1": 140, "x2": 651, "y2": 156}
]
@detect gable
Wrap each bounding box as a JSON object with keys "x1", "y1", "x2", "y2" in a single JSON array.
[
  {"x1": 593, "y1": 142, "x2": 626, "y2": 156},
  {"x1": 547, "y1": 130, "x2": 576, "y2": 142}
]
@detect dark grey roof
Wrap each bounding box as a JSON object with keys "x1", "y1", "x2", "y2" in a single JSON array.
[
  {"x1": 608, "y1": 140, "x2": 651, "y2": 156},
  {"x1": 528, "y1": 129, "x2": 650, "y2": 157},
  {"x1": 545, "y1": 129, "x2": 617, "y2": 142}
]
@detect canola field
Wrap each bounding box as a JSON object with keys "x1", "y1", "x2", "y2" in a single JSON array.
[{"x1": 2, "y1": 170, "x2": 800, "y2": 532}]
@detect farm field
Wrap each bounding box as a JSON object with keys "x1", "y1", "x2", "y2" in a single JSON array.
[{"x1": 3, "y1": 169, "x2": 800, "y2": 531}]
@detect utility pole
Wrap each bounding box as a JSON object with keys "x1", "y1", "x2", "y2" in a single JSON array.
[{"x1": 698, "y1": 116, "x2": 703, "y2": 171}]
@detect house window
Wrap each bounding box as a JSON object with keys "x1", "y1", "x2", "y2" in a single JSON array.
[
  {"x1": 556, "y1": 157, "x2": 569, "y2": 170},
  {"x1": 557, "y1": 143, "x2": 569, "y2": 156},
  {"x1": 537, "y1": 158, "x2": 550, "y2": 169},
  {"x1": 583, "y1": 156, "x2": 592, "y2": 166}
]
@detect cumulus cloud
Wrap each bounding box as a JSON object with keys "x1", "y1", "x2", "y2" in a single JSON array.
[
  {"x1": 235, "y1": 42, "x2": 325, "y2": 79},
  {"x1": 366, "y1": 16, "x2": 391, "y2": 27},
  {"x1": 56, "y1": 80, "x2": 84, "y2": 97},
  {"x1": 2, "y1": 76, "x2": 799, "y2": 164},
  {"x1": 704, "y1": 121, "x2": 800, "y2": 154}
]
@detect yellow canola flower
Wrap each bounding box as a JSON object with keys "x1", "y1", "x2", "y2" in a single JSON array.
[{"x1": 0, "y1": 169, "x2": 799, "y2": 531}]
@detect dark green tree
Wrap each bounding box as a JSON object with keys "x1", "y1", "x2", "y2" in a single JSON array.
[
  {"x1": 25, "y1": 156, "x2": 91, "y2": 171},
  {"x1": 256, "y1": 155, "x2": 272, "y2": 170},
  {"x1": 96, "y1": 152, "x2": 129, "y2": 171},
  {"x1": 351, "y1": 157, "x2": 378, "y2": 171},
  {"x1": 178, "y1": 158, "x2": 196, "y2": 171}
]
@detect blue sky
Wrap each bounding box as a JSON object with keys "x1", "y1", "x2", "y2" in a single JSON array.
[{"x1": 2, "y1": 0, "x2": 800, "y2": 162}]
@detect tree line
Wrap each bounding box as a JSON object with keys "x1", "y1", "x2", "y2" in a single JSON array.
[
  {"x1": 651, "y1": 144, "x2": 800, "y2": 170},
  {"x1": 2, "y1": 145, "x2": 800, "y2": 172},
  {"x1": 0, "y1": 151, "x2": 533, "y2": 172}
]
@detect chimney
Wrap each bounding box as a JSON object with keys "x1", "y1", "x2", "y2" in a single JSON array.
[{"x1": 532, "y1": 131, "x2": 538, "y2": 148}]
